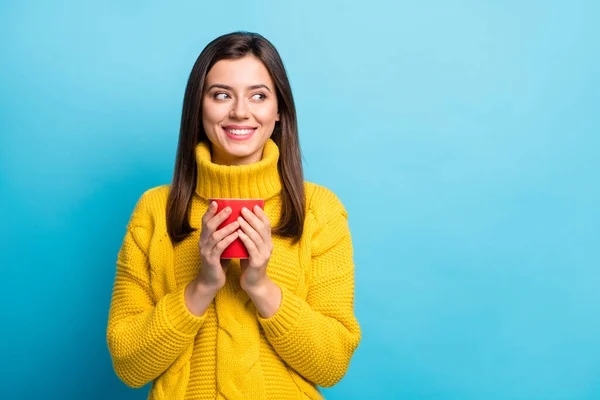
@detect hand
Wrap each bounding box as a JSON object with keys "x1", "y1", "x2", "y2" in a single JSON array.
[
  {"x1": 196, "y1": 201, "x2": 240, "y2": 291},
  {"x1": 237, "y1": 205, "x2": 274, "y2": 292}
]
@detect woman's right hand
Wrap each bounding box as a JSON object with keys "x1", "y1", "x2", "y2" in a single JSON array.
[
  {"x1": 196, "y1": 201, "x2": 240, "y2": 291},
  {"x1": 185, "y1": 202, "x2": 239, "y2": 316}
]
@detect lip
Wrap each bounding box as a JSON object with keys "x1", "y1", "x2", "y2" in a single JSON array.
[
  {"x1": 223, "y1": 125, "x2": 257, "y2": 130},
  {"x1": 222, "y1": 126, "x2": 257, "y2": 141}
]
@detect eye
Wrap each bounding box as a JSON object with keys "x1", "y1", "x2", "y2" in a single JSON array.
[
  {"x1": 251, "y1": 93, "x2": 266, "y2": 101},
  {"x1": 214, "y1": 93, "x2": 230, "y2": 100}
]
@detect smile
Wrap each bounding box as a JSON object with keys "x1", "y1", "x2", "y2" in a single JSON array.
[
  {"x1": 222, "y1": 126, "x2": 257, "y2": 141},
  {"x1": 226, "y1": 128, "x2": 254, "y2": 135}
]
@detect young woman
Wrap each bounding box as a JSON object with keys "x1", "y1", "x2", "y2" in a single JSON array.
[{"x1": 107, "y1": 31, "x2": 361, "y2": 400}]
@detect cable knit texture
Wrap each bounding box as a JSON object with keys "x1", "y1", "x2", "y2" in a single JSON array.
[{"x1": 107, "y1": 139, "x2": 361, "y2": 399}]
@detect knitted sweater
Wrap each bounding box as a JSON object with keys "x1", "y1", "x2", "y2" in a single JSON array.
[{"x1": 106, "y1": 139, "x2": 361, "y2": 399}]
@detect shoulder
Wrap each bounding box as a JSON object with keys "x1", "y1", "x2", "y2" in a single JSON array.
[
  {"x1": 128, "y1": 184, "x2": 171, "y2": 229},
  {"x1": 304, "y1": 181, "x2": 348, "y2": 222},
  {"x1": 303, "y1": 182, "x2": 350, "y2": 256},
  {"x1": 136, "y1": 185, "x2": 170, "y2": 209},
  {"x1": 120, "y1": 185, "x2": 170, "y2": 252}
]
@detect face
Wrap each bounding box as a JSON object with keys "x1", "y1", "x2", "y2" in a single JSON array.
[{"x1": 202, "y1": 56, "x2": 280, "y2": 166}]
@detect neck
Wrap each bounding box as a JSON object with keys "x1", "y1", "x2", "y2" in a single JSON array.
[
  {"x1": 194, "y1": 139, "x2": 283, "y2": 200},
  {"x1": 210, "y1": 146, "x2": 262, "y2": 166}
]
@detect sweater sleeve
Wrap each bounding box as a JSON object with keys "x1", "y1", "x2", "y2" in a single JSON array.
[
  {"x1": 106, "y1": 193, "x2": 206, "y2": 388},
  {"x1": 257, "y1": 189, "x2": 361, "y2": 388}
]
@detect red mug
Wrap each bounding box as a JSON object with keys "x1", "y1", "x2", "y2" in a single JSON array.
[{"x1": 209, "y1": 198, "x2": 265, "y2": 259}]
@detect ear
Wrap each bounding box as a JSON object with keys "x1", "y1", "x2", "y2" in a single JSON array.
[{"x1": 276, "y1": 112, "x2": 280, "y2": 122}]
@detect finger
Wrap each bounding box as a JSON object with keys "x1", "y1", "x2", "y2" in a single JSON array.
[
  {"x1": 241, "y1": 207, "x2": 267, "y2": 235},
  {"x1": 206, "y1": 206, "x2": 232, "y2": 233},
  {"x1": 253, "y1": 205, "x2": 271, "y2": 231},
  {"x1": 202, "y1": 201, "x2": 219, "y2": 225},
  {"x1": 237, "y1": 229, "x2": 259, "y2": 258},
  {"x1": 213, "y1": 231, "x2": 239, "y2": 256},
  {"x1": 237, "y1": 215, "x2": 264, "y2": 247},
  {"x1": 208, "y1": 220, "x2": 240, "y2": 249},
  {"x1": 241, "y1": 207, "x2": 271, "y2": 245},
  {"x1": 200, "y1": 202, "x2": 223, "y2": 242}
]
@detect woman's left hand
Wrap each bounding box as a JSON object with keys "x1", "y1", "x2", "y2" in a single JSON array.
[{"x1": 237, "y1": 205, "x2": 274, "y2": 292}]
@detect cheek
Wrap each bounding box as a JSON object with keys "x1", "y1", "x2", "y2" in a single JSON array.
[
  {"x1": 202, "y1": 102, "x2": 227, "y2": 125},
  {"x1": 254, "y1": 103, "x2": 279, "y2": 124}
]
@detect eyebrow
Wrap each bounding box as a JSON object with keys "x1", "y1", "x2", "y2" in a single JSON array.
[{"x1": 206, "y1": 83, "x2": 272, "y2": 93}]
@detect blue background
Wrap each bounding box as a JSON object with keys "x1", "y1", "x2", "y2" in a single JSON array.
[{"x1": 1, "y1": 1, "x2": 598, "y2": 399}]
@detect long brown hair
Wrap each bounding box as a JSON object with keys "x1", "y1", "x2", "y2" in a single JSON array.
[{"x1": 166, "y1": 31, "x2": 305, "y2": 244}]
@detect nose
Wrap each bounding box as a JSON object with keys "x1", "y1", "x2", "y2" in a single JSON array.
[{"x1": 229, "y1": 98, "x2": 250, "y2": 120}]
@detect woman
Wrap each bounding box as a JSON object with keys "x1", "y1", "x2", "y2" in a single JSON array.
[{"x1": 107, "y1": 31, "x2": 361, "y2": 400}]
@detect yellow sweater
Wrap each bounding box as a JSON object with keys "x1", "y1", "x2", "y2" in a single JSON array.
[{"x1": 107, "y1": 139, "x2": 361, "y2": 399}]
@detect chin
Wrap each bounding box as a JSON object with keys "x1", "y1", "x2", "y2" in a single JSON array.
[{"x1": 217, "y1": 141, "x2": 262, "y2": 162}]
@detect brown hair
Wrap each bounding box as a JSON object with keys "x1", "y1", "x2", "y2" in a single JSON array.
[{"x1": 166, "y1": 31, "x2": 305, "y2": 244}]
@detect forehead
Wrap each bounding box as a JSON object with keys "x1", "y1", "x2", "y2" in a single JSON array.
[{"x1": 205, "y1": 56, "x2": 274, "y2": 87}]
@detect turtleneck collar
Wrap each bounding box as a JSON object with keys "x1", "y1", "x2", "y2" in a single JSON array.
[{"x1": 194, "y1": 138, "x2": 283, "y2": 200}]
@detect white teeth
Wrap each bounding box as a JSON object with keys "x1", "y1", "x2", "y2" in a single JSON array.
[{"x1": 226, "y1": 128, "x2": 254, "y2": 135}]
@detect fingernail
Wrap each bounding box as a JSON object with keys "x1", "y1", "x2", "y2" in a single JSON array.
[{"x1": 225, "y1": 207, "x2": 232, "y2": 213}]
